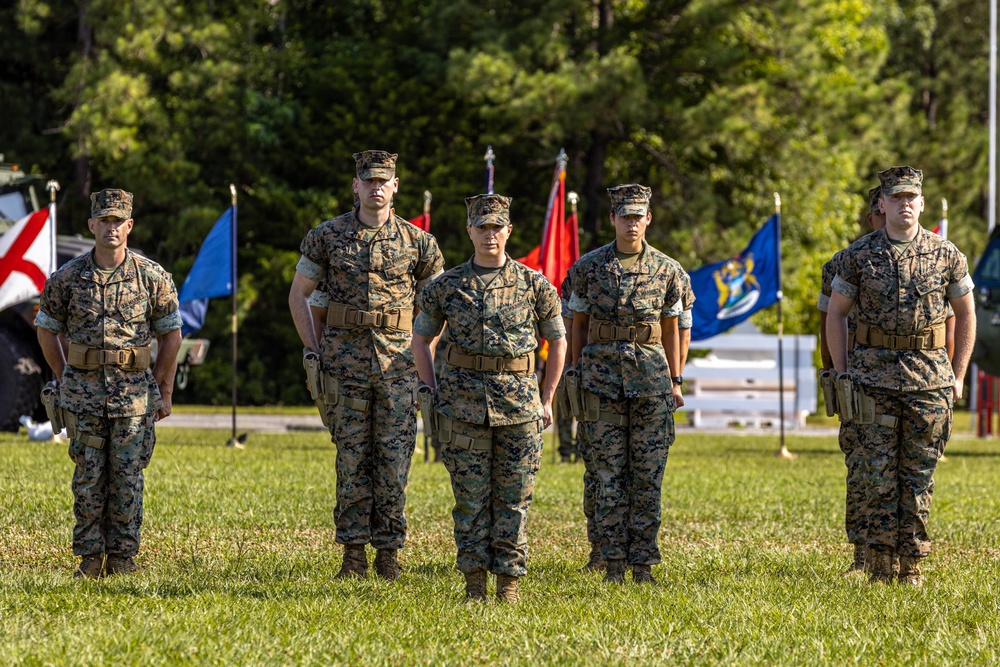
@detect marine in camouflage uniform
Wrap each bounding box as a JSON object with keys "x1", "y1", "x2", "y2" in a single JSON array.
[
  {"x1": 568, "y1": 264, "x2": 693, "y2": 574},
  {"x1": 35, "y1": 188, "x2": 182, "y2": 579},
  {"x1": 289, "y1": 150, "x2": 444, "y2": 581},
  {"x1": 412, "y1": 194, "x2": 566, "y2": 603},
  {"x1": 568, "y1": 184, "x2": 684, "y2": 585},
  {"x1": 818, "y1": 186, "x2": 885, "y2": 575},
  {"x1": 827, "y1": 166, "x2": 976, "y2": 585}
]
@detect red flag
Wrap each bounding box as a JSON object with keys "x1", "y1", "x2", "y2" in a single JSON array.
[
  {"x1": 408, "y1": 212, "x2": 430, "y2": 232},
  {"x1": 516, "y1": 158, "x2": 579, "y2": 294},
  {"x1": 0, "y1": 205, "x2": 56, "y2": 311}
]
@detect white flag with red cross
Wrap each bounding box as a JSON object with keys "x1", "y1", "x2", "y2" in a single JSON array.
[{"x1": 0, "y1": 204, "x2": 57, "y2": 312}]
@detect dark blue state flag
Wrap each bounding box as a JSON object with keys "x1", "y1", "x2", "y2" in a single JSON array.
[
  {"x1": 177, "y1": 208, "x2": 235, "y2": 335},
  {"x1": 689, "y1": 214, "x2": 780, "y2": 341}
]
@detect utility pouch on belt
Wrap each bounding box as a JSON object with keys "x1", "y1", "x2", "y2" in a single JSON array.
[
  {"x1": 436, "y1": 414, "x2": 491, "y2": 451},
  {"x1": 834, "y1": 373, "x2": 856, "y2": 423},
  {"x1": 565, "y1": 368, "x2": 583, "y2": 420},
  {"x1": 417, "y1": 384, "x2": 437, "y2": 439},
  {"x1": 40, "y1": 381, "x2": 63, "y2": 433},
  {"x1": 819, "y1": 370, "x2": 838, "y2": 418},
  {"x1": 856, "y1": 388, "x2": 898, "y2": 428},
  {"x1": 58, "y1": 410, "x2": 104, "y2": 449},
  {"x1": 556, "y1": 376, "x2": 570, "y2": 415},
  {"x1": 303, "y1": 350, "x2": 323, "y2": 402}
]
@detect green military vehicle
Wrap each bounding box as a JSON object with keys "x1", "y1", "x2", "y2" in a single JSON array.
[{"x1": 0, "y1": 156, "x2": 209, "y2": 432}]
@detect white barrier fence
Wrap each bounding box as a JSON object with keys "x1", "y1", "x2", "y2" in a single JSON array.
[{"x1": 679, "y1": 332, "x2": 817, "y2": 429}]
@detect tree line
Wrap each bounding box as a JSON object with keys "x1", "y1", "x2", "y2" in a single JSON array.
[{"x1": 0, "y1": 0, "x2": 989, "y2": 405}]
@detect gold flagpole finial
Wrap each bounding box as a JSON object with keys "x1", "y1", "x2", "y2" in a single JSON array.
[
  {"x1": 424, "y1": 190, "x2": 432, "y2": 215},
  {"x1": 46, "y1": 180, "x2": 60, "y2": 203},
  {"x1": 568, "y1": 191, "x2": 579, "y2": 214},
  {"x1": 230, "y1": 184, "x2": 237, "y2": 206},
  {"x1": 942, "y1": 197, "x2": 948, "y2": 215},
  {"x1": 774, "y1": 192, "x2": 781, "y2": 214}
]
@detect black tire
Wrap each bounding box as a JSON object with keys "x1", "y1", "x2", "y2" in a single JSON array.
[{"x1": 0, "y1": 328, "x2": 47, "y2": 433}]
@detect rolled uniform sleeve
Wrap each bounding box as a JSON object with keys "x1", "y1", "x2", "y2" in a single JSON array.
[
  {"x1": 946, "y1": 253, "x2": 974, "y2": 298},
  {"x1": 832, "y1": 273, "x2": 858, "y2": 300},
  {"x1": 535, "y1": 280, "x2": 565, "y2": 341},
  {"x1": 34, "y1": 309, "x2": 65, "y2": 334},
  {"x1": 295, "y1": 254, "x2": 326, "y2": 283}
]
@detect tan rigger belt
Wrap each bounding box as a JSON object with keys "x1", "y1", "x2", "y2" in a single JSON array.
[
  {"x1": 445, "y1": 343, "x2": 535, "y2": 374},
  {"x1": 326, "y1": 302, "x2": 413, "y2": 332},
  {"x1": 855, "y1": 321, "x2": 945, "y2": 351},
  {"x1": 589, "y1": 319, "x2": 661, "y2": 344},
  {"x1": 67, "y1": 342, "x2": 151, "y2": 371}
]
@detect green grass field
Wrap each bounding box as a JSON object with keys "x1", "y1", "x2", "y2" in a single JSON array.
[{"x1": 2, "y1": 427, "x2": 999, "y2": 666}]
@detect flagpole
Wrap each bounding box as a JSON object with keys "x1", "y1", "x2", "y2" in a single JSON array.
[
  {"x1": 228, "y1": 184, "x2": 239, "y2": 447},
  {"x1": 46, "y1": 180, "x2": 59, "y2": 277},
  {"x1": 484, "y1": 146, "x2": 496, "y2": 195},
  {"x1": 940, "y1": 198, "x2": 948, "y2": 240},
  {"x1": 774, "y1": 192, "x2": 793, "y2": 459}
]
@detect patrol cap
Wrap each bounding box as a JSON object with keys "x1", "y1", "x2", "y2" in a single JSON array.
[
  {"x1": 608, "y1": 183, "x2": 652, "y2": 216},
  {"x1": 878, "y1": 166, "x2": 922, "y2": 196},
  {"x1": 90, "y1": 188, "x2": 133, "y2": 219},
  {"x1": 353, "y1": 150, "x2": 398, "y2": 180},
  {"x1": 868, "y1": 186, "x2": 881, "y2": 213},
  {"x1": 465, "y1": 193, "x2": 512, "y2": 227}
]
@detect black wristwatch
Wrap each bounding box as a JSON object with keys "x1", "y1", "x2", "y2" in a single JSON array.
[{"x1": 671, "y1": 376, "x2": 683, "y2": 386}]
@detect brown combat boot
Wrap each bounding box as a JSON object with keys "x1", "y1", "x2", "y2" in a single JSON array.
[
  {"x1": 580, "y1": 544, "x2": 606, "y2": 573},
  {"x1": 897, "y1": 555, "x2": 924, "y2": 586},
  {"x1": 105, "y1": 555, "x2": 138, "y2": 576},
  {"x1": 604, "y1": 559, "x2": 627, "y2": 584},
  {"x1": 374, "y1": 549, "x2": 401, "y2": 581},
  {"x1": 335, "y1": 544, "x2": 368, "y2": 579},
  {"x1": 496, "y1": 573, "x2": 520, "y2": 603},
  {"x1": 464, "y1": 569, "x2": 487, "y2": 602},
  {"x1": 865, "y1": 548, "x2": 895, "y2": 584},
  {"x1": 632, "y1": 563, "x2": 657, "y2": 584},
  {"x1": 842, "y1": 543, "x2": 866, "y2": 577},
  {"x1": 74, "y1": 554, "x2": 104, "y2": 579}
]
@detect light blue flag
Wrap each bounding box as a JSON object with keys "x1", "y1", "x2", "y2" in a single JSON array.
[
  {"x1": 688, "y1": 214, "x2": 780, "y2": 341},
  {"x1": 177, "y1": 208, "x2": 234, "y2": 335}
]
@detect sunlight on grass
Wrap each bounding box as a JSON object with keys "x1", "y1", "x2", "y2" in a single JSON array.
[{"x1": 1, "y1": 428, "x2": 999, "y2": 665}]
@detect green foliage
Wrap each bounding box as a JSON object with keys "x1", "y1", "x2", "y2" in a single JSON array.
[
  {"x1": 2, "y1": 430, "x2": 1000, "y2": 664},
  {"x1": 1, "y1": 0, "x2": 990, "y2": 404}
]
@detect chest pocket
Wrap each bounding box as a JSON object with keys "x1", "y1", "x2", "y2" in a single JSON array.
[
  {"x1": 628, "y1": 273, "x2": 665, "y2": 318},
  {"x1": 330, "y1": 250, "x2": 364, "y2": 277},
  {"x1": 376, "y1": 246, "x2": 413, "y2": 279},
  {"x1": 498, "y1": 299, "x2": 534, "y2": 331},
  {"x1": 68, "y1": 283, "x2": 103, "y2": 321}
]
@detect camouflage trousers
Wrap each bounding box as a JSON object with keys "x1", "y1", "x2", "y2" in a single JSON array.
[
  {"x1": 441, "y1": 418, "x2": 543, "y2": 577},
  {"x1": 575, "y1": 424, "x2": 600, "y2": 547},
  {"x1": 68, "y1": 412, "x2": 155, "y2": 558},
  {"x1": 838, "y1": 421, "x2": 867, "y2": 546},
  {"x1": 555, "y1": 383, "x2": 577, "y2": 458},
  {"x1": 581, "y1": 393, "x2": 674, "y2": 565},
  {"x1": 859, "y1": 386, "x2": 952, "y2": 558},
  {"x1": 325, "y1": 372, "x2": 417, "y2": 550}
]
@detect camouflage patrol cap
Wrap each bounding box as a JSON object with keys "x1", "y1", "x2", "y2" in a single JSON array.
[
  {"x1": 608, "y1": 183, "x2": 652, "y2": 216},
  {"x1": 90, "y1": 188, "x2": 133, "y2": 219},
  {"x1": 465, "y1": 193, "x2": 512, "y2": 227},
  {"x1": 353, "y1": 150, "x2": 398, "y2": 180},
  {"x1": 878, "y1": 166, "x2": 922, "y2": 196},
  {"x1": 868, "y1": 186, "x2": 881, "y2": 213}
]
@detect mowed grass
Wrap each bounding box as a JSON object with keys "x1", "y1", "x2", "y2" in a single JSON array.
[{"x1": 2, "y1": 427, "x2": 999, "y2": 666}]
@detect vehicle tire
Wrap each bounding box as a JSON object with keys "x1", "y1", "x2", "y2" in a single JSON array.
[{"x1": 0, "y1": 328, "x2": 47, "y2": 433}]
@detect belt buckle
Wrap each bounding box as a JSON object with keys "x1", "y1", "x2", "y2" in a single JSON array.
[
  {"x1": 622, "y1": 326, "x2": 637, "y2": 342},
  {"x1": 100, "y1": 349, "x2": 128, "y2": 366},
  {"x1": 356, "y1": 310, "x2": 382, "y2": 327},
  {"x1": 475, "y1": 355, "x2": 503, "y2": 372}
]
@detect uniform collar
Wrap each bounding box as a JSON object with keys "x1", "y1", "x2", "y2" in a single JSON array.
[
  {"x1": 600, "y1": 239, "x2": 652, "y2": 275},
  {"x1": 460, "y1": 253, "x2": 519, "y2": 289},
  {"x1": 347, "y1": 209, "x2": 399, "y2": 242},
  {"x1": 82, "y1": 248, "x2": 137, "y2": 284}
]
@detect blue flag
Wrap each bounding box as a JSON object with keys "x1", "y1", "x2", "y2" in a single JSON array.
[
  {"x1": 689, "y1": 214, "x2": 780, "y2": 341},
  {"x1": 177, "y1": 208, "x2": 234, "y2": 335}
]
